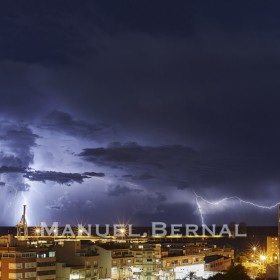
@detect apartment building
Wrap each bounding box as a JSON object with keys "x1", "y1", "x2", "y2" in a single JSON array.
[
  {"x1": 184, "y1": 242, "x2": 234, "y2": 261},
  {"x1": 130, "y1": 244, "x2": 161, "y2": 280},
  {"x1": 267, "y1": 236, "x2": 278, "y2": 263},
  {"x1": 91, "y1": 244, "x2": 134, "y2": 280},
  {"x1": 203, "y1": 255, "x2": 232, "y2": 279},
  {"x1": 161, "y1": 254, "x2": 205, "y2": 279},
  {"x1": 55, "y1": 241, "x2": 99, "y2": 280},
  {"x1": 0, "y1": 235, "x2": 56, "y2": 280}
]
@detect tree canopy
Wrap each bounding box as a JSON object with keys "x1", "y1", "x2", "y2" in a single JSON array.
[{"x1": 208, "y1": 265, "x2": 251, "y2": 280}]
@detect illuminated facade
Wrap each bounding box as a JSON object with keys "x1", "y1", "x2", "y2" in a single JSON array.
[
  {"x1": 92, "y1": 243, "x2": 205, "y2": 280},
  {"x1": 130, "y1": 244, "x2": 161, "y2": 280},
  {"x1": 0, "y1": 231, "x2": 234, "y2": 279},
  {"x1": 204, "y1": 255, "x2": 231, "y2": 273},
  {"x1": 91, "y1": 244, "x2": 135, "y2": 280},
  {"x1": 267, "y1": 236, "x2": 278, "y2": 263},
  {"x1": 67, "y1": 241, "x2": 233, "y2": 280},
  {"x1": 0, "y1": 235, "x2": 56, "y2": 279},
  {"x1": 161, "y1": 254, "x2": 205, "y2": 279}
]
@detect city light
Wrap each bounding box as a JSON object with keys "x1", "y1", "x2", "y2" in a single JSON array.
[{"x1": 260, "y1": 255, "x2": 267, "y2": 261}]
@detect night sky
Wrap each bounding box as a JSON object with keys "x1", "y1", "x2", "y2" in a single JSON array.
[{"x1": 0, "y1": 1, "x2": 280, "y2": 226}]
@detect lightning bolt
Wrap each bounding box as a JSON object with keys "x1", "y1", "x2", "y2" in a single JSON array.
[
  {"x1": 195, "y1": 193, "x2": 205, "y2": 225},
  {"x1": 194, "y1": 192, "x2": 278, "y2": 225}
]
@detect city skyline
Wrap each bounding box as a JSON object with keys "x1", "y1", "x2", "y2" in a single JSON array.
[{"x1": 0, "y1": 1, "x2": 280, "y2": 226}]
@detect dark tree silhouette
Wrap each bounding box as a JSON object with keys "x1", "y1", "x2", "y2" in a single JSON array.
[{"x1": 208, "y1": 265, "x2": 251, "y2": 280}]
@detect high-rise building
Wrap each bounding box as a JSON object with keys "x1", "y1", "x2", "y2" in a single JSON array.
[{"x1": 267, "y1": 236, "x2": 278, "y2": 263}]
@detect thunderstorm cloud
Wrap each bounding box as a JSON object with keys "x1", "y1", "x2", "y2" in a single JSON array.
[{"x1": 0, "y1": 1, "x2": 279, "y2": 225}]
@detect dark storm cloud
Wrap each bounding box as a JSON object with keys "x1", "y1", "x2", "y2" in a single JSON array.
[
  {"x1": 0, "y1": 125, "x2": 38, "y2": 167},
  {"x1": 24, "y1": 170, "x2": 87, "y2": 185},
  {"x1": 0, "y1": 167, "x2": 105, "y2": 187},
  {"x1": 46, "y1": 192, "x2": 95, "y2": 212},
  {"x1": 1, "y1": 1, "x2": 280, "y2": 153},
  {"x1": 79, "y1": 142, "x2": 195, "y2": 165},
  {"x1": 0, "y1": 166, "x2": 25, "y2": 173},
  {"x1": 80, "y1": 142, "x2": 280, "y2": 201},
  {"x1": 23, "y1": 169, "x2": 105, "y2": 185},
  {"x1": 0, "y1": 124, "x2": 38, "y2": 194},
  {"x1": 42, "y1": 110, "x2": 109, "y2": 138},
  {"x1": 1, "y1": 1, "x2": 280, "y2": 224},
  {"x1": 137, "y1": 173, "x2": 155, "y2": 180},
  {"x1": 30, "y1": 1, "x2": 280, "y2": 149},
  {"x1": 0, "y1": 121, "x2": 105, "y2": 188},
  {"x1": 0, "y1": 61, "x2": 54, "y2": 119},
  {"x1": 134, "y1": 202, "x2": 197, "y2": 225},
  {"x1": 47, "y1": 205, "x2": 61, "y2": 210},
  {"x1": 107, "y1": 184, "x2": 143, "y2": 197},
  {"x1": 83, "y1": 172, "x2": 105, "y2": 177}
]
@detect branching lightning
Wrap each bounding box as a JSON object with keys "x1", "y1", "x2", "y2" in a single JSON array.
[{"x1": 194, "y1": 191, "x2": 278, "y2": 225}]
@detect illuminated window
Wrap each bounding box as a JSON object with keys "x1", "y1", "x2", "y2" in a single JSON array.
[
  {"x1": 70, "y1": 273, "x2": 80, "y2": 280},
  {"x1": 25, "y1": 272, "x2": 36, "y2": 278},
  {"x1": 25, "y1": 262, "x2": 36, "y2": 268},
  {"x1": 9, "y1": 273, "x2": 23, "y2": 279},
  {"x1": 9, "y1": 263, "x2": 23, "y2": 269},
  {"x1": 22, "y1": 252, "x2": 36, "y2": 258}
]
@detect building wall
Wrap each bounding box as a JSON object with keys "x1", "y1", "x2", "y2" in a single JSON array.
[
  {"x1": 36, "y1": 252, "x2": 56, "y2": 280},
  {"x1": 1, "y1": 256, "x2": 37, "y2": 280},
  {"x1": 131, "y1": 244, "x2": 161, "y2": 280},
  {"x1": 0, "y1": 247, "x2": 56, "y2": 280},
  {"x1": 92, "y1": 244, "x2": 162, "y2": 280},
  {"x1": 162, "y1": 254, "x2": 204, "y2": 279},
  {"x1": 91, "y1": 245, "x2": 112, "y2": 279},
  {"x1": 55, "y1": 241, "x2": 84, "y2": 266},
  {"x1": 205, "y1": 256, "x2": 231, "y2": 272},
  {"x1": 111, "y1": 250, "x2": 134, "y2": 280},
  {"x1": 267, "y1": 236, "x2": 278, "y2": 263},
  {"x1": 55, "y1": 241, "x2": 99, "y2": 279},
  {"x1": 56, "y1": 263, "x2": 71, "y2": 280},
  {"x1": 203, "y1": 248, "x2": 234, "y2": 260}
]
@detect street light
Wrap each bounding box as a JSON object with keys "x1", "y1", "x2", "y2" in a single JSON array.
[
  {"x1": 259, "y1": 255, "x2": 267, "y2": 274},
  {"x1": 260, "y1": 255, "x2": 266, "y2": 261},
  {"x1": 253, "y1": 247, "x2": 256, "y2": 262},
  {"x1": 120, "y1": 228, "x2": 126, "y2": 235}
]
